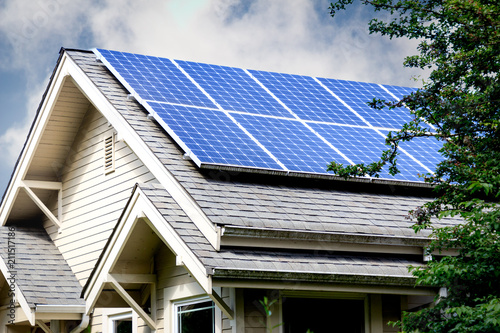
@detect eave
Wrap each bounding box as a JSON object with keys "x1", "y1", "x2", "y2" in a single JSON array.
[{"x1": 221, "y1": 226, "x2": 430, "y2": 256}]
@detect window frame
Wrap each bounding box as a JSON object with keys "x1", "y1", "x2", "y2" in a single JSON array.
[
  {"x1": 103, "y1": 309, "x2": 138, "y2": 333},
  {"x1": 173, "y1": 296, "x2": 216, "y2": 333}
]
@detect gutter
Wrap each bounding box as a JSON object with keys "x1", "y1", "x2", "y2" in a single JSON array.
[
  {"x1": 35, "y1": 305, "x2": 89, "y2": 333},
  {"x1": 35, "y1": 305, "x2": 86, "y2": 313}
]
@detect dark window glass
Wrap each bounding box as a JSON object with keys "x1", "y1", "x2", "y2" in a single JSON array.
[
  {"x1": 177, "y1": 300, "x2": 215, "y2": 333},
  {"x1": 115, "y1": 319, "x2": 132, "y2": 333},
  {"x1": 283, "y1": 298, "x2": 365, "y2": 333}
]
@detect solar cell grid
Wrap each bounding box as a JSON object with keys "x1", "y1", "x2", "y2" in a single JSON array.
[
  {"x1": 148, "y1": 102, "x2": 283, "y2": 170},
  {"x1": 310, "y1": 124, "x2": 428, "y2": 181},
  {"x1": 318, "y1": 78, "x2": 413, "y2": 129},
  {"x1": 400, "y1": 136, "x2": 444, "y2": 173},
  {"x1": 175, "y1": 60, "x2": 292, "y2": 117},
  {"x1": 383, "y1": 84, "x2": 418, "y2": 99},
  {"x1": 96, "y1": 49, "x2": 216, "y2": 108},
  {"x1": 231, "y1": 113, "x2": 352, "y2": 174},
  {"x1": 249, "y1": 70, "x2": 367, "y2": 126},
  {"x1": 96, "y1": 48, "x2": 441, "y2": 183}
]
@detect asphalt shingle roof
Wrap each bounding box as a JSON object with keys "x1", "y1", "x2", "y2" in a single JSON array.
[
  {"x1": 0, "y1": 226, "x2": 84, "y2": 307},
  {"x1": 67, "y1": 49, "x2": 446, "y2": 241},
  {"x1": 139, "y1": 182, "x2": 421, "y2": 284}
]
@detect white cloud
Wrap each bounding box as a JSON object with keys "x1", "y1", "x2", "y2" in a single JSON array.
[
  {"x1": 87, "y1": 0, "x2": 425, "y2": 85},
  {"x1": 0, "y1": 0, "x2": 428, "y2": 190},
  {"x1": 0, "y1": 81, "x2": 45, "y2": 171}
]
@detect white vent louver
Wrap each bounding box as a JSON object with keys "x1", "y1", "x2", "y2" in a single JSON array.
[{"x1": 104, "y1": 133, "x2": 115, "y2": 174}]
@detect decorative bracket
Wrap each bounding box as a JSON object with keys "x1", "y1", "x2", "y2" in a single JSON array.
[
  {"x1": 19, "y1": 180, "x2": 62, "y2": 232},
  {"x1": 106, "y1": 274, "x2": 157, "y2": 330}
]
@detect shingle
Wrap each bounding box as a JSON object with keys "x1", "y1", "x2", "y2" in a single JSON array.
[{"x1": 0, "y1": 226, "x2": 84, "y2": 307}]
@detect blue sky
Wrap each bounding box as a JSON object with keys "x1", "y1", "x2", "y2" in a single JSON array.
[{"x1": 0, "y1": 0, "x2": 426, "y2": 196}]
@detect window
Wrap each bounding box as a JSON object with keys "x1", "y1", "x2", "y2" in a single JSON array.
[
  {"x1": 282, "y1": 297, "x2": 365, "y2": 333},
  {"x1": 175, "y1": 298, "x2": 215, "y2": 333},
  {"x1": 109, "y1": 312, "x2": 133, "y2": 333}
]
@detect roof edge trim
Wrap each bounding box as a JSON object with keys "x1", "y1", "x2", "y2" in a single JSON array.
[
  {"x1": 199, "y1": 163, "x2": 435, "y2": 188},
  {"x1": 212, "y1": 268, "x2": 418, "y2": 287},
  {"x1": 82, "y1": 185, "x2": 211, "y2": 315}
]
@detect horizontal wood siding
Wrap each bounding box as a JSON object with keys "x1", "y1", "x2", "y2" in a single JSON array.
[
  {"x1": 155, "y1": 245, "x2": 197, "y2": 333},
  {"x1": 89, "y1": 308, "x2": 103, "y2": 333},
  {"x1": 44, "y1": 106, "x2": 156, "y2": 286}
]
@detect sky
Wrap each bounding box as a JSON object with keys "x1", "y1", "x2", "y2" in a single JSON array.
[{"x1": 0, "y1": 0, "x2": 427, "y2": 196}]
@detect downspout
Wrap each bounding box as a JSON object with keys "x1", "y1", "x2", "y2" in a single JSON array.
[{"x1": 69, "y1": 313, "x2": 90, "y2": 333}]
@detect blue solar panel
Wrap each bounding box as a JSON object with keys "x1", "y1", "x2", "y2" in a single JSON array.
[
  {"x1": 149, "y1": 102, "x2": 283, "y2": 169},
  {"x1": 317, "y1": 78, "x2": 413, "y2": 129},
  {"x1": 382, "y1": 84, "x2": 418, "y2": 99},
  {"x1": 400, "y1": 136, "x2": 444, "y2": 173},
  {"x1": 96, "y1": 49, "x2": 216, "y2": 108},
  {"x1": 231, "y1": 114, "x2": 351, "y2": 174},
  {"x1": 175, "y1": 60, "x2": 291, "y2": 118},
  {"x1": 249, "y1": 70, "x2": 367, "y2": 126},
  {"x1": 310, "y1": 124, "x2": 429, "y2": 181},
  {"x1": 96, "y1": 48, "x2": 442, "y2": 183}
]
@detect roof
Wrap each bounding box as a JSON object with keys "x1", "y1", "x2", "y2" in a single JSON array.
[
  {"x1": 139, "y1": 182, "x2": 422, "y2": 286},
  {"x1": 67, "y1": 49, "x2": 448, "y2": 241},
  {"x1": 64, "y1": 48, "x2": 450, "y2": 296},
  {"x1": 0, "y1": 225, "x2": 84, "y2": 307}
]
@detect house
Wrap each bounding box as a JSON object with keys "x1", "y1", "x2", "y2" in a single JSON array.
[{"x1": 0, "y1": 48, "x2": 447, "y2": 333}]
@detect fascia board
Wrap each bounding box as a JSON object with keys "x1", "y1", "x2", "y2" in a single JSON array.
[
  {"x1": 0, "y1": 255, "x2": 34, "y2": 325},
  {"x1": 35, "y1": 305, "x2": 85, "y2": 313},
  {"x1": 0, "y1": 54, "x2": 71, "y2": 226},
  {"x1": 137, "y1": 187, "x2": 211, "y2": 292},
  {"x1": 84, "y1": 189, "x2": 210, "y2": 314},
  {"x1": 64, "y1": 54, "x2": 219, "y2": 250}
]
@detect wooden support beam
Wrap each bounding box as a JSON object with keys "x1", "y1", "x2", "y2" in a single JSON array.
[
  {"x1": 21, "y1": 180, "x2": 62, "y2": 190},
  {"x1": 36, "y1": 320, "x2": 53, "y2": 333},
  {"x1": 106, "y1": 274, "x2": 156, "y2": 330},
  {"x1": 110, "y1": 273, "x2": 156, "y2": 284},
  {"x1": 20, "y1": 182, "x2": 61, "y2": 230},
  {"x1": 209, "y1": 289, "x2": 234, "y2": 320}
]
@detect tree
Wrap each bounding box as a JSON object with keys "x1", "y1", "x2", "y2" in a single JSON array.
[{"x1": 328, "y1": 0, "x2": 500, "y2": 332}]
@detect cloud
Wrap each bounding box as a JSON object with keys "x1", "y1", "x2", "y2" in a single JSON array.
[
  {"x1": 0, "y1": 81, "x2": 46, "y2": 172},
  {"x1": 0, "y1": 0, "x2": 428, "y2": 192},
  {"x1": 87, "y1": 0, "x2": 425, "y2": 86}
]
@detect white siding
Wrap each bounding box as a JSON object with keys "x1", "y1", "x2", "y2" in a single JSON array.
[
  {"x1": 154, "y1": 245, "x2": 197, "y2": 333},
  {"x1": 44, "y1": 106, "x2": 156, "y2": 286}
]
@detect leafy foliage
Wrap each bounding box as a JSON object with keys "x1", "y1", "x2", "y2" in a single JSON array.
[
  {"x1": 329, "y1": 0, "x2": 500, "y2": 332},
  {"x1": 259, "y1": 296, "x2": 284, "y2": 333}
]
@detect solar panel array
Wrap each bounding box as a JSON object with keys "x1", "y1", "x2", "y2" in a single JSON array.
[{"x1": 95, "y1": 49, "x2": 442, "y2": 182}]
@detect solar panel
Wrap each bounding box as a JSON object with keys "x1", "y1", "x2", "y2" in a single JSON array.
[
  {"x1": 400, "y1": 136, "x2": 444, "y2": 173},
  {"x1": 96, "y1": 49, "x2": 216, "y2": 108},
  {"x1": 175, "y1": 60, "x2": 291, "y2": 118},
  {"x1": 94, "y1": 48, "x2": 441, "y2": 183},
  {"x1": 148, "y1": 102, "x2": 283, "y2": 170},
  {"x1": 382, "y1": 84, "x2": 418, "y2": 99},
  {"x1": 231, "y1": 113, "x2": 352, "y2": 174},
  {"x1": 317, "y1": 78, "x2": 413, "y2": 129},
  {"x1": 309, "y1": 124, "x2": 424, "y2": 181},
  {"x1": 249, "y1": 70, "x2": 367, "y2": 126}
]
